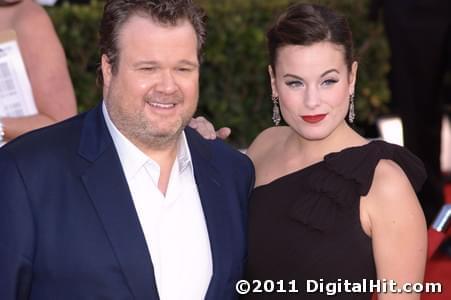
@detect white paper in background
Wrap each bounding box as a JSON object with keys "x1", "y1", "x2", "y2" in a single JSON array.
[
  {"x1": 0, "y1": 30, "x2": 37, "y2": 119},
  {"x1": 377, "y1": 115, "x2": 451, "y2": 173},
  {"x1": 376, "y1": 116, "x2": 404, "y2": 146},
  {"x1": 35, "y1": 0, "x2": 58, "y2": 7},
  {"x1": 441, "y1": 115, "x2": 451, "y2": 173}
]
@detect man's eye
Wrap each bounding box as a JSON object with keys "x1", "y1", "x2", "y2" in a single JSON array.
[
  {"x1": 177, "y1": 67, "x2": 193, "y2": 72},
  {"x1": 140, "y1": 67, "x2": 156, "y2": 72}
]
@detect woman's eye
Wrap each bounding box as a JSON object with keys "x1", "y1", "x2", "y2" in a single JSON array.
[
  {"x1": 286, "y1": 81, "x2": 303, "y2": 88},
  {"x1": 322, "y1": 79, "x2": 338, "y2": 86}
]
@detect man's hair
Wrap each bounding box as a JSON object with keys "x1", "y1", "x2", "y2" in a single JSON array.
[
  {"x1": 267, "y1": 3, "x2": 355, "y2": 73},
  {"x1": 97, "y1": 0, "x2": 206, "y2": 85}
]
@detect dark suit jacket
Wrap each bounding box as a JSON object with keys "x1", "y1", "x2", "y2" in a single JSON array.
[{"x1": 0, "y1": 104, "x2": 255, "y2": 300}]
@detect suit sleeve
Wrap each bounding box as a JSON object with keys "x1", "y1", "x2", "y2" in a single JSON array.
[
  {"x1": 0, "y1": 149, "x2": 34, "y2": 299},
  {"x1": 246, "y1": 158, "x2": 255, "y2": 199},
  {"x1": 237, "y1": 155, "x2": 255, "y2": 247}
]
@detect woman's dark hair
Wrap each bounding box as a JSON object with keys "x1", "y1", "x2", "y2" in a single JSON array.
[
  {"x1": 267, "y1": 3, "x2": 355, "y2": 72},
  {"x1": 97, "y1": 0, "x2": 206, "y2": 85}
]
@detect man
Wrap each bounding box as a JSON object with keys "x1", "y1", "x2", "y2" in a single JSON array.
[{"x1": 0, "y1": 0, "x2": 254, "y2": 299}]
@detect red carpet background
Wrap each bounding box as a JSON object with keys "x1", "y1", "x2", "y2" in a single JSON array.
[{"x1": 422, "y1": 184, "x2": 451, "y2": 300}]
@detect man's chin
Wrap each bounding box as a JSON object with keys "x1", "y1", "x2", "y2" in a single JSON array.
[
  {"x1": 138, "y1": 126, "x2": 183, "y2": 147},
  {"x1": 152, "y1": 123, "x2": 184, "y2": 137},
  {"x1": 153, "y1": 117, "x2": 192, "y2": 137}
]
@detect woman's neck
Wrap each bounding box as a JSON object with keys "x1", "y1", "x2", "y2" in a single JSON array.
[{"x1": 284, "y1": 121, "x2": 367, "y2": 165}]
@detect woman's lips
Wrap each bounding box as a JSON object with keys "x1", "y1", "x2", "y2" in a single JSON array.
[{"x1": 301, "y1": 114, "x2": 327, "y2": 123}]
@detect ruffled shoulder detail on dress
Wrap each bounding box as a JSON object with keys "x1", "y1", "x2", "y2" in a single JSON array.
[
  {"x1": 323, "y1": 140, "x2": 427, "y2": 195},
  {"x1": 288, "y1": 140, "x2": 427, "y2": 232}
]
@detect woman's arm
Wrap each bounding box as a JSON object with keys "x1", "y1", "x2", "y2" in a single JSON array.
[
  {"x1": 364, "y1": 160, "x2": 427, "y2": 300},
  {"x1": 1, "y1": 2, "x2": 76, "y2": 141}
]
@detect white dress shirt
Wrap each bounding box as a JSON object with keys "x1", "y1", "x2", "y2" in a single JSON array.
[{"x1": 103, "y1": 103, "x2": 212, "y2": 299}]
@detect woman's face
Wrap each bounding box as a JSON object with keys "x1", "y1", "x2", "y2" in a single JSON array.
[{"x1": 270, "y1": 41, "x2": 357, "y2": 141}]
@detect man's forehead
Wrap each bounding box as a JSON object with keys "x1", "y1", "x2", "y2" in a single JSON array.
[
  {"x1": 115, "y1": 15, "x2": 197, "y2": 50},
  {"x1": 118, "y1": 13, "x2": 193, "y2": 35},
  {"x1": 114, "y1": 14, "x2": 198, "y2": 65}
]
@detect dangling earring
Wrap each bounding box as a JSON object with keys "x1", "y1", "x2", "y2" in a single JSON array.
[
  {"x1": 348, "y1": 93, "x2": 355, "y2": 123},
  {"x1": 272, "y1": 96, "x2": 281, "y2": 126}
]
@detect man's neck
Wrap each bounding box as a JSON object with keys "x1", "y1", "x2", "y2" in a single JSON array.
[{"x1": 140, "y1": 138, "x2": 179, "y2": 196}]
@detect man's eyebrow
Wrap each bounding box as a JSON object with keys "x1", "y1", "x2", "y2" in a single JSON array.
[
  {"x1": 132, "y1": 60, "x2": 199, "y2": 68},
  {"x1": 178, "y1": 60, "x2": 199, "y2": 67},
  {"x1": 132, "y1": 61, "x2": 159, "y2": 68}
]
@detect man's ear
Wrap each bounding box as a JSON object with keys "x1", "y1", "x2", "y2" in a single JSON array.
[
  {"x1": 268, "y1": 65, "x2": 278, "y2": 98},
  {"x1": 101, "y1": 54, "x2": 113, "y2": 89}
]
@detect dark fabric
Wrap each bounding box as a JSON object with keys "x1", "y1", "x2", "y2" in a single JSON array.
[
  {"x1": 243, "y1": 140, "x2": 426, "y2": 299},
  {"x1": 0, "y1": 103, "x2": 255, "y2": 300}
]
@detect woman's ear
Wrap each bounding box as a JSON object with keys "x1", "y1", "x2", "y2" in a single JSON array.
[
  {"x1": 268, "y1": 65, "x2": 278, "y2": 97},
  {"x1": 349, "y1": 61, "x2": 358, "y2": 95}
]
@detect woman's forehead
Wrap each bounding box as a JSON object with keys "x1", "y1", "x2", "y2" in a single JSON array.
[{"x1": 275, "y1": 42, "x2": 347, "y2": 74}]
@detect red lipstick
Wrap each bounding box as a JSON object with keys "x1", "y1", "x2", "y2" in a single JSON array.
[{"x1": 301, "y1": 114, "x2": 327, "y2": 124}]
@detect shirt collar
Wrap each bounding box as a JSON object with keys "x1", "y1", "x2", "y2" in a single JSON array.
[{"x1": 102, "y1": 102, "x2": 192, "y2": 179}]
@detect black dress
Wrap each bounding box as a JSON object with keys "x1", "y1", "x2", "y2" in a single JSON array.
[{"x1": 243, "y1": 140, "x2": 426, "y2": 299}]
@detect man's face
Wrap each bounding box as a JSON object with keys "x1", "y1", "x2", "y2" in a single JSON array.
[{"x1": 102, "y1": 15, "x2": 199, "y2": 150}]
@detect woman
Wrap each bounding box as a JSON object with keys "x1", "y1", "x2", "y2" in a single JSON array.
[
  {"x1": 0, "y1": 0, "x2": 77, "y2": 143},
  {"x1": 194, "y1": 3, "x2": 427, "y2": 299}
]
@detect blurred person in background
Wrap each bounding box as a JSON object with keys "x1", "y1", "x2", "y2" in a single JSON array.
[
  {"x1": 0, "y1": 0, "x2": 77, "y2": 144},
  {"x1": 369, "y1": 0, "x2": 451, "y2": 225}
]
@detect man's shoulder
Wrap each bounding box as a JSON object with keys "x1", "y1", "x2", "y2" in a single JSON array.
[
  {"x1": 184, "y1": 127, "x2": 255, "y2": 191},
  {"x1": 185, "y1": 127, "x2": 250, "y2": 164},
  {"x1": 2, "y1": 112, "x2": 87, "y2": 159}
]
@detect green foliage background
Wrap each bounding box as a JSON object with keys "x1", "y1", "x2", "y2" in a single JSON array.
[{"x1": 47, "y1": 0, "x2": 390, "y2": 147}]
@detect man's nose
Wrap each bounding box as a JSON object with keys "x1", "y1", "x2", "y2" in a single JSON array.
[{"x1": 155, "y1": 70, "x2": 177, "y2": 94}]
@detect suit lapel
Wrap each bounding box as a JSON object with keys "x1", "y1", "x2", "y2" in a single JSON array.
[
  {"x1": 79, "y1": 104, "x2": 159, "y2": 300},
  {"x1": 185, "y1": 128, "x2": 234, "y2": 299}
]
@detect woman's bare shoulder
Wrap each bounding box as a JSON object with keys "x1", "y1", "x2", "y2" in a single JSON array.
[
  {"x1": 370, "y1": 159, "x2": 416, "y2": 201},
  {"x1": 246, "y1": 126, "x2": 290, "y2": 162},
  {"x1": 364, "y1": 159, "x2": 426, "y2": 231}
]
